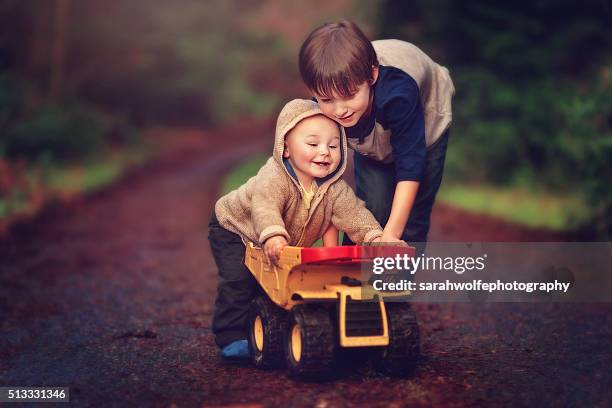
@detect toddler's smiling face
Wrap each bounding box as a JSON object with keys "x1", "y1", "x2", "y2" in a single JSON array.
[{"x1": 283, "y1": 115, "x2": 341, "y2": 187}]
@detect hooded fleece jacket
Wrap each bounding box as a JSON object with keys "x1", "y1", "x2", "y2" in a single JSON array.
[{"x1": 214, "y1": 99, "x2": 383, "y2": 247}]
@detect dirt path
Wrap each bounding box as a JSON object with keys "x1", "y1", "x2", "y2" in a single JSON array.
[{"x1": 1, "y1": 124, "x2": 610, "y2": 407}]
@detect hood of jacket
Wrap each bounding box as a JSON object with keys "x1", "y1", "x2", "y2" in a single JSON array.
[
  {"x1": 214, "y1": 99, "x2": 383, "y2": 247},
  {"x1": 272, "y1": 99, "x2": 347, "y2": 190}
]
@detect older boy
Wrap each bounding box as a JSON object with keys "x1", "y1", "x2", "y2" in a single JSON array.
[{"x1": 299, "y1": 20, "x2": 455, "y2": 252}]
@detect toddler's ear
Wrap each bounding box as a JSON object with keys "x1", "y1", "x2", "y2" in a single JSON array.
[{"x1": 283, "y1": 142, "x2": 290, "y2": 158}]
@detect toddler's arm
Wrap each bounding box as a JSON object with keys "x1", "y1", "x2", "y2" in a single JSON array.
[
  {"x1": 250, "y1": 166, "x2": 291, "y2": 244},
  {"x1": 330, "y1": 180, "x2": 383, "y2": 244},
  {"x1": 322, "y1": 225, "x2": 339, "y2": 247}
]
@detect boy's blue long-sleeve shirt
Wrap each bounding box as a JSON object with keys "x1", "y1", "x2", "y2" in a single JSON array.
[{"x1": 345, "y1": 65, "x2": 426, "y2": 182}]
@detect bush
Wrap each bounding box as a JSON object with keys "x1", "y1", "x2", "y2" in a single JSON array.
[
  {"x1": 559, "y1": 76, "x2": 612, "y2": 237},
  {"x1": 379, "y1": 0, "x2": 612, "y2": 237},
  {"x1": 0, "y1": 72, "x2": 23, "y2": 135},
  {"x1": 2, "y1": 103, "x2": 110, "y2": 162}
]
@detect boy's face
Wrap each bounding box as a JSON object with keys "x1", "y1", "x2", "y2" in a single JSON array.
[
  {"x1": 312, "y1": 66, "x2": 378, "y2": 128},
  {"x1": 283, "y1": 115, "x2": 341, "y2": 187}
]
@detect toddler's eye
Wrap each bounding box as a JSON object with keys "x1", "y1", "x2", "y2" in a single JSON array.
[
  {"x1": 329, "y1": 145, "x2": 338, "y2": 149},
  {"x1": 307, "y1": 143, "x2": 317, "y2": 147}
]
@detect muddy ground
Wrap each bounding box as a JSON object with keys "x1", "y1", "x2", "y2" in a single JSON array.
[{"x1": 1, "y1": 122, "x2": 610, "y2": 407}]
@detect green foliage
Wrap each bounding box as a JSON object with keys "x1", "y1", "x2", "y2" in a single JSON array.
[
  {"x1": 380, "y1": 0, "x2": 612, "y2": 237},
  {"x1": 45, "y1": 161, "x2": 123, "y2": 192},
  {"x1": 2, "y1": 103, "x2": 108, "y2": 161},
  {"x1": 0, "y1": 71, "x2": 139, "y2": 164},
  {"x1": 447, "y1": 70, "x2": 611, "y2": 234},
  {"x1": 63, "y1": 0, "x2": 284, "y2": 124},
  {"x1": 222, "y1": 154, "x2": 267, "y2": 194},
  {"x1": 558, "y1": 77, "x2": 612, "y2": 236},
  {"x1": 0, "y1": 72, "x2": 22, "y2": 133},
  {"x1": 0, "y1": 69, "x2": 138, "y2": 164},
  {"x1": 1, "y1": 0, "x2": 289, "y2": 126},
  {"x1": 437, "y1": 183, "x2": 589, "y2": 230}
]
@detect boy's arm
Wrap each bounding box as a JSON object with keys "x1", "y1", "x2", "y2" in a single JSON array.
[
  {"x1": 381, "y1": 72, "x2": 426, "y2": 239},
  {"x1": 382, "y1": 181, "x2": 419, "y2": 241}
]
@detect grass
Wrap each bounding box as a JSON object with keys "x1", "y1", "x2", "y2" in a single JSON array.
[
  {"x1": 437, "y1": 183, "x2": 589, "y2": 230},
  {"x1": 221, "y1": 154, "x2": 590, "y2": 232},
  {"x1": 0, "y1": 195, "x2": 27, "y2": 219},
  {"x1": 44, "y1": 161, "x2": 123, "y2": 192},
  {"x1": 221, "y1": 154, "x2": 268, "y2": 194},
  {"x1": 0, "y1": 147, "x2": 150, "y2": 221}
]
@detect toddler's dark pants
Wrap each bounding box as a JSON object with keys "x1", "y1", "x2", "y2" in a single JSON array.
[
  {"x1": 209, "y1": 212, "x2": 260, "y2": 348},
  {"x1": 343, "y1": 129, "x2": 449, "y2": 257}
]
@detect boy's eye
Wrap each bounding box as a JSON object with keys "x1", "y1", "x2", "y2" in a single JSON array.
[
  {"x1": 329, "y1": 145, "x2": 338, "y2": 149},
  {"x1": 307, "y1": 143, "x2": 317, "y2": 147}
]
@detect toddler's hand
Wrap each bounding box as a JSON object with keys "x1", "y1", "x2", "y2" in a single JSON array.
[{"x1": 264, "y1": 236, "x2": 288, "y2": 267}]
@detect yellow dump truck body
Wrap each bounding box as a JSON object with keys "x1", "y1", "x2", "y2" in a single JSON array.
[{"x1": 244, "y1": 243, "x2": 414, "y2": 347}]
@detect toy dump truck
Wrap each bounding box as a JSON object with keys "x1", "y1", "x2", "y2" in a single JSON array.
[{"x1": 245, "y1": 243, "x2": 420, "y2": 379}]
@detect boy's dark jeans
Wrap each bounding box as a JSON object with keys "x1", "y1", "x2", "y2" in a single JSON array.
[
  {"x1": 343, "y1": 129, "x2": 449, "y2": 257},
  {"x1": 209, "y1": 212, "x2": 260, "y2": 348}
]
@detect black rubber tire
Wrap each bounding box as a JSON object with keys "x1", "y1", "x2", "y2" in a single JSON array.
[
  {"x1": 374, "y1": 302, "x2": 420, "y2": 377},
  {"x1": 285, "y1": 304, "x2": 335, "y2": 380},
  {"x1": 247, "y1": 296, "x2": 287, "y2": 369}
]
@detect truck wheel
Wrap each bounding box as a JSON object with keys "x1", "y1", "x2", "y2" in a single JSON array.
[
  {"x1": 285, "y1": 304, "x2": 335, "y2": 380},
  {"x1": 374, "y1": 302, "x2": 420, "y2": 377},
  {"x1": 247, "y1": 296, "x2": 287, "y2": 369}
]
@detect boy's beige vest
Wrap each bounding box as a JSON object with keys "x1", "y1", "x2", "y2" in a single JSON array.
[{"x1": 347, "y1": 39, "x2": 455, "y2": 163}]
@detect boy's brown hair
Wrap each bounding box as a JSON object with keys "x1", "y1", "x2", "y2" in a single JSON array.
[{"x1": 299, "y1": 19, "x2": 378, "y2": 98}]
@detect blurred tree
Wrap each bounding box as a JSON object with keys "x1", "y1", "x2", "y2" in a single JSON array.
[
  {"x1": 50, "y1": 0, "x2": 70, "y2": 101},
  {"x1": 1, "y1": 0, "x2": 376, "y2": 161},
  {"x1": 378, "y1": 0, "x2": 612, "y2": 236}
]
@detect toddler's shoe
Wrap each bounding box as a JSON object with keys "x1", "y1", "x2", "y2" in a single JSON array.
[{"x1": 220, "y1": 339, "x2": 250, "y2": 364}]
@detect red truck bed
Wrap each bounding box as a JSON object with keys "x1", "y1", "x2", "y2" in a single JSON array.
[{"x1": 300, "y1": 245, "x2": 415, "y2": 265}]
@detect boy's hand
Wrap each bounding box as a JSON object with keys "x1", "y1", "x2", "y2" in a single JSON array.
[
  {"x1": 372, "y1": 235, "x2": 408, "y2": 246},
  {"x1": 380, "y1": 231, "x2": 403, "y2": 243},
  {"x1": 264, "y1": 236, "x2": 288, "y2": 267}
]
